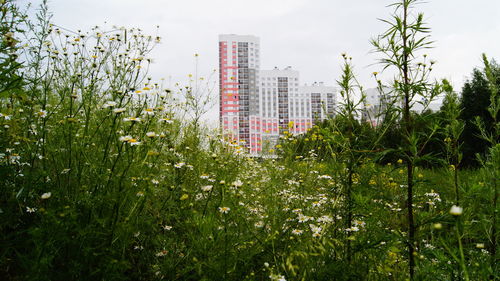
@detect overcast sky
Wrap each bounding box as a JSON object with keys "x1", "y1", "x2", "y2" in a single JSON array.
[{"x1": 21, "y1": 0, "x2": 500, "y2": 119}]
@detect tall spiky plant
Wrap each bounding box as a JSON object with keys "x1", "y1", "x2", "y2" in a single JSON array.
[
  {"x1": 441, "y1": 79, "x2": 464, "y2": 205},
  {"x1": 371, "y1": 0, "x2": 438, "y2": 278},
  {"x1": 335, "y1": 54, "x2": 363, "y2": 263}
]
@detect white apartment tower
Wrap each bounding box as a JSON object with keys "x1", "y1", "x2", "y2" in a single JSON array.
[
  {"x1": 260, "y1": 67, "x2": 301, "y2": 132},
  {"x1": 260, "y1": 67, "x2": 306, "y2": 146},
  {"x1": 300, "y1": 82, "x2": 336, "y2": 125}
]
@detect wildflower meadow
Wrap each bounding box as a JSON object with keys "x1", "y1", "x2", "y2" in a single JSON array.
[{"x1": 1, "y1": 0, "x2": 498, "y2": 280}]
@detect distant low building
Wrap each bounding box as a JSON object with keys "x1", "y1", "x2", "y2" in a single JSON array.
[
  {"x1": 362, "y1": 87, "x2": 393, "y2": 126},
  {"x1": 361, "y1": 86, "x2": 443, "y2": 126}
]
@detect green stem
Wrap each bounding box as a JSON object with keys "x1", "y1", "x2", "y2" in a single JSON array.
[{"x1": 456, "y1": 218, "x2": 470, "y2": 281}]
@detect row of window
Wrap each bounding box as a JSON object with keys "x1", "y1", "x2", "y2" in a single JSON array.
[
  {"x1": 261, "y1": 82, "x2": 298, "y2": 86},
  {"x1": 262, "y1": 77, "x2": 297, "y2": 81}
]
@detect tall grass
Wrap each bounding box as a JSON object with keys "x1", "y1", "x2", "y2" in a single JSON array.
[{"x1": 0, "y1": 0, "x2": 498, "y2": 280}]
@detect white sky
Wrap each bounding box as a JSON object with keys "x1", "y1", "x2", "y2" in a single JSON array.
[{"x1": 21, "y1": 0, "x2": 500, "y2": 120}]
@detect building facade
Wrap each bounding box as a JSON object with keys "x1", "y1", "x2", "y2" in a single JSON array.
[
  {"x1": 219, "y1": 34, "x2": 337, "y2": 154},
  {"x1": 219, "y1": 34, "x2": 262, "y2": 153},
  {"x1": 362, "y1": 87, "x2": 393, "y2": 126},
  {"x1": 299, "y1": 82, "x2": 336, "y2": 126},
  {"x1": 260, "y1": 67, "x2": 304, "y2": 147}
]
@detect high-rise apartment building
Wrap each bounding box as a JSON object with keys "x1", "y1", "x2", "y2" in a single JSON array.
[
  {"x1": 219, "y1": 34, "x2": 337, "y2": 154},
  {"x1": 300, "y1": 82, "x2": 336, "y2": 125},
  {"x1": 219, "y1": 34, "x2": 261, "y2": 153},
  {"x1": 260, "y1": 67, "x2": 305, "y2": 145}
]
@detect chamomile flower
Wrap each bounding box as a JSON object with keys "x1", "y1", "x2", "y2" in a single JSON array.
[
  {"x1": 130, "y1": 138, "x2": 142, "y2": 146},
  {"x1": 142, "y1": 108, "x2": 155, "y2": 115},
  {"x1": 317, "y1": 215, "x2": 333, "y2": 223},
  {"x1": 274, "y1": 275, "x2": 286, "y2": 281},
  {"x1": 218, "y1": 206, "x2": 230, "y2": 214},
  {"x1": 174, "y1": 162, "x2": 185, "y2": 168},
  {"x1": 201, "y1": 185, "x2": 213, "y2": 192},
  {"x1": 113, "y1": 107, "x2": 126, "y2": 113},
  {"x1": 9, "y1": 154, "x2": 20, "y2": 164},
  {"x1": 0, "y1": 113, "x2": 12, "y2": 120},
  {"x1": 36, "y1": 110, "x2": 47, "y2": 118},
  {"x1": 353, "y1": 220, "x2": 366, "y2": 228},
  {"x1": 232, "y1": 180, "x2": 243, "y2": 187},
  {"x1": 298, "y1": 214, "x2": 313, "y2": 223},
  {"x1": 102, "y1": 101, "x2": 117, "y2": 108},
  {"x1": 159, "y1": 118, "x2": 173, "y2": 124},
  {"x1": 123, "y1": 117, "x2": 141, "y2": 122},
  {"x1": 41, "y1": 192, "x2": 52, "y2": 199},
  {"x1": 449, "y1": 205, "x2": 463, "y2": 216},
  {"x1": 119, "y1": 135, "x2": 132, "y2": 142},
  {"x1": 119, "y1": 135, "x2": 141, "y2": 145},
  {"x1": 309, "y1": 224, "x2": 322, "y2": 233}
]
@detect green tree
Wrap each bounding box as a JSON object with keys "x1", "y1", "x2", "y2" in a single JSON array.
[
  {"x1": 459, "y1": 60, "x2": 500, "y2": 167},
  {"x1": 476, "y1": 54, "x2": 500, "y2": 277}
]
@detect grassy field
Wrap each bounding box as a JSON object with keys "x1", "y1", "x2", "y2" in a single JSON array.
[{"x1": 1, "y1": 0, "x2": 498, "y2": 280}]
